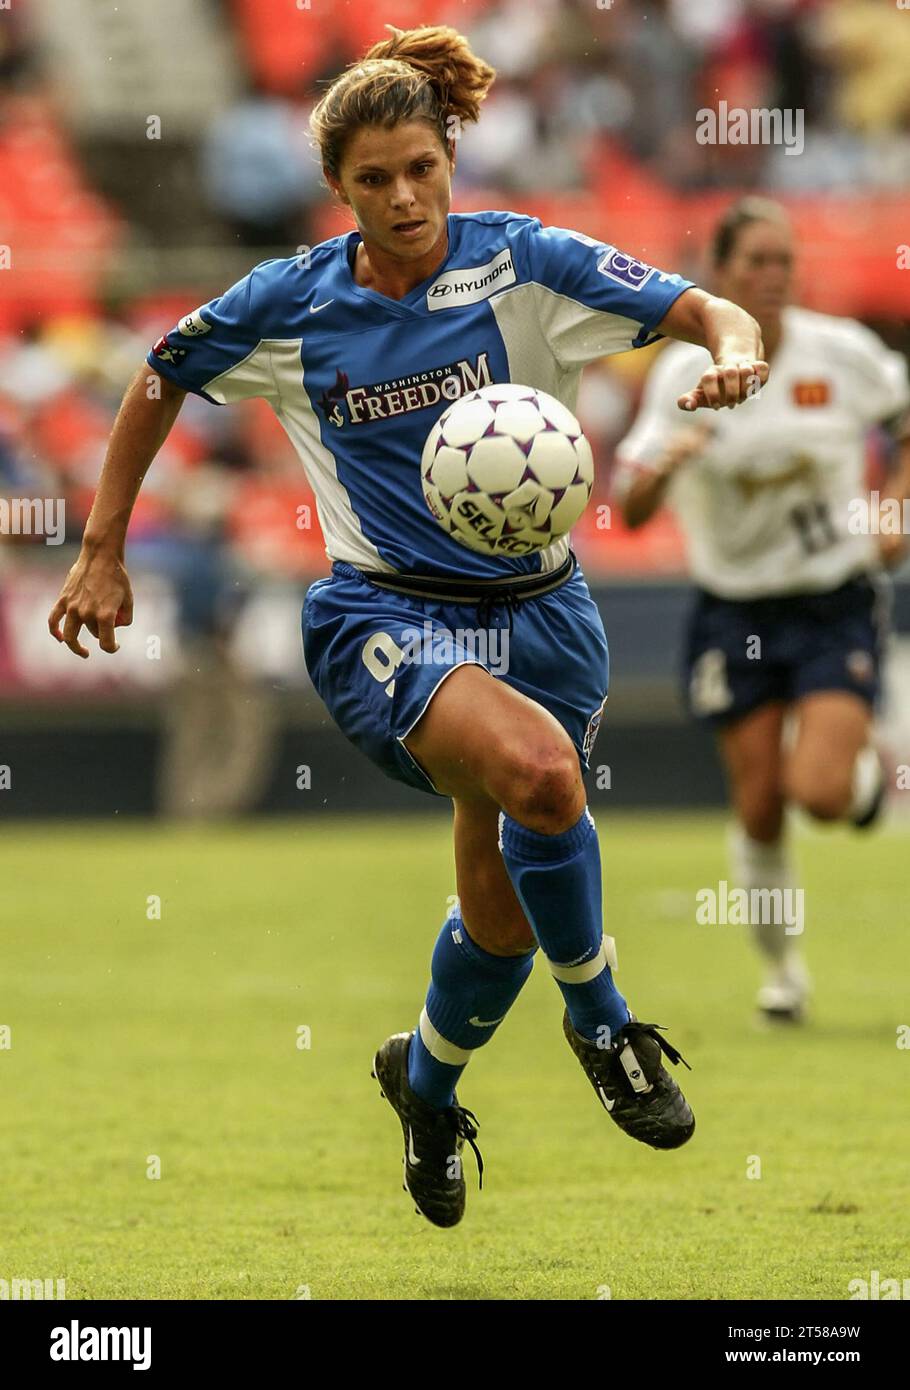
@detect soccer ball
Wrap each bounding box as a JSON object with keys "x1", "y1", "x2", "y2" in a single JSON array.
[{"x1": 420, "y1": 383, "x2": 595, "y2": 556}]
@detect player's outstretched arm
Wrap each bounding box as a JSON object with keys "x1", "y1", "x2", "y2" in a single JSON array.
[
  {"x1": 656, "y1": 287, "x2": 768, "y2": 412},
  {"x1": 48, "y1": 365, "x2": 186, "y2": 659},
  {"x1": 620, "y1": 424, "x2": 713, "y2": 529}
]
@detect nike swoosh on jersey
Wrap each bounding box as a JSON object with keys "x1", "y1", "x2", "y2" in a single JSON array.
[{"x1": 309, "y1": 299, "x2": 334, "y2": 313}]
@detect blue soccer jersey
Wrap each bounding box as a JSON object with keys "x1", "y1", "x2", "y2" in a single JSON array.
[{"x1": 147, "y1": 210, "x2": 692, "y2": 579}]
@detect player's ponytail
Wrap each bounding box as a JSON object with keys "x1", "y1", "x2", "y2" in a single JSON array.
[{"x1": 310, "y1": 25, "x2": 496, "y2": 180}]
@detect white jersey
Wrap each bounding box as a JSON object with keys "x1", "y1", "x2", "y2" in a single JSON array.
[{"x1": 613, "y1": 306, "x2": 910, "y2": 599}]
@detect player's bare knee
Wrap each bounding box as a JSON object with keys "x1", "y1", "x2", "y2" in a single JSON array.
[{"x1": 497, "y1": 738, "x2": 583, "y2": 833}]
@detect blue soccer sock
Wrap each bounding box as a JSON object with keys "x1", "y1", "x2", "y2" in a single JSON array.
[
  {"x1": 498, "y1": 807, "x2": 629, "y2": 1044},
  {"x1": 407, "y1": 906, "x2": 535, "y2": 1110}
]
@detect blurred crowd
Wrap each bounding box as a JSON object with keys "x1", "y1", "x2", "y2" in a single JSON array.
[
  {"x1": 193, "y1": 0, "x2": 910, "y2": 233},
  {"x1": 213, "y1": 0, "x2": 910, "y2": 230},
  {"x1": 473, "y1": 0, "x2": 910, "y2": 195}
]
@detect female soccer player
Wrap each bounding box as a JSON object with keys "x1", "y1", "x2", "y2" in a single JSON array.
[
  {"x1": 614, "y1": 197, "x2": 910, "y2": 1024},
  {"x1": 48, "y1": 26, "x2": 767, "y2": 1227}
]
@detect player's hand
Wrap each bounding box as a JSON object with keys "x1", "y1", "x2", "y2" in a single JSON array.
[
  {"x1": 877, "y1": 531, "x2": 907, "y2": 571},
  {"x1": 48, "y1": 545, "x2": 134, "y2": 659},
  {"x1": 678, "y1": 359, "x2": 769, "y2": 412}
]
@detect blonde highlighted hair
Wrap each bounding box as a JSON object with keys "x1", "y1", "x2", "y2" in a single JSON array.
[{"x1": 310, "y1": 24, "x2": 496, "y2": 179}]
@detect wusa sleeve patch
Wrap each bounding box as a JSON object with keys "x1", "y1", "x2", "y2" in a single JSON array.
[{"x1": 596, "y1": 247, "x2": 656, "y2": 293}]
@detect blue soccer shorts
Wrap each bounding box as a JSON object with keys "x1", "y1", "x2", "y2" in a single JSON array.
[{"x1": 302, "y1": 560, "x2": 610, "y2": 795}]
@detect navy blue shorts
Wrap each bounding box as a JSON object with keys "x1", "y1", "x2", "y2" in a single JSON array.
[
  {"x1": 302, "y1": 561, "x2": 610, "y2": 796},
  {"x1": 683, "y1": 573, "x2": 887, "y2": 726}
]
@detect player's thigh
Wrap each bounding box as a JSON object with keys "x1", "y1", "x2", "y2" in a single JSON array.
[
  {"x1": 404, "y1": 662, "x2": 585, "y2": 832},
  {"x1": 717, "y1": 700, "x2": 787, "y2": 842},
  {"x1": 452, "y1": 796, "x2": 536, "y2": 955},
  {"x1": 784, "y1": 690, "x2": 871, "y2": 817}
]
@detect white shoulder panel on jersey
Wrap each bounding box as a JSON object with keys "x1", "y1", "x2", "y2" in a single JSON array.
[
  {"x1": 201, "y1": 340, "x2": 280, "y2": 406},
  {"x1": 491, "y1": 279, "x2": 670, "y2": 374}
]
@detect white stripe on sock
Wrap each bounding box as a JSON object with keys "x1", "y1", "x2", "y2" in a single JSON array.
[
  {"x1": 418, "y1": 1007, "x2": 474, "y2": 1065},
  {"x1": 547, "y1": 937, "x2": 613, "y2": 985}
]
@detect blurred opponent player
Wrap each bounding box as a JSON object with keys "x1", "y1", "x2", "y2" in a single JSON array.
[
  {"x1": 48, "y1": 28, "x2": 768, "y2": 1226},
  {"x1": 614, "y1": 198, "x2": 910, "y2": 1023}
]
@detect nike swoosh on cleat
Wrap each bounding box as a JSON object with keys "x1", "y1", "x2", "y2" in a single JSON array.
[
  {"x1": 468, "y1": 1014, "x2": 506, "y2": 1028},
  {"x1": 309, "y1": 299, "x2": 334, "y2": 313},
  {"x1": 597, "y1": 1085, "x2": 615, "y2": 1112},
  {"x1": 407, "y1": 1126, "x2": 421, "y2": 1165}
]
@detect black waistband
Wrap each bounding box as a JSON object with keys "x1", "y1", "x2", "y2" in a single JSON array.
[{"x1": 352, "y1": 550, "x2": 576, "y2": 606}]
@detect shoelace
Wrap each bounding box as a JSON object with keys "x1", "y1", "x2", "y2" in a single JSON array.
[
  {"x1": 621, "y1": 1021, "x2": 692, "y2": 1071},
  {"x1": 444, "y1": 1104, "x2": 484, "y2": 1189}
]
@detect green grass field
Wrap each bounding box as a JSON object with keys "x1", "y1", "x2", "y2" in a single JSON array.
[{"x1": 2, "y1": 813, "x2": 907, "y2": 1300}]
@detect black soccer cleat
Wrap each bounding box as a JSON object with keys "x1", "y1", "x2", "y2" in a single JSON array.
[
  {"x1": 371, "y1": 1031, "x2": 483, "y2": 1229},
  {"x1": 563, "y1": 1012, "x2": 695, "y2": 1150}
]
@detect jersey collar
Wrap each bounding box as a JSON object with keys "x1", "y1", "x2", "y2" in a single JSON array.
[{"x1": 340, "y1": 214, "x2": 457, "y2": 316}]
